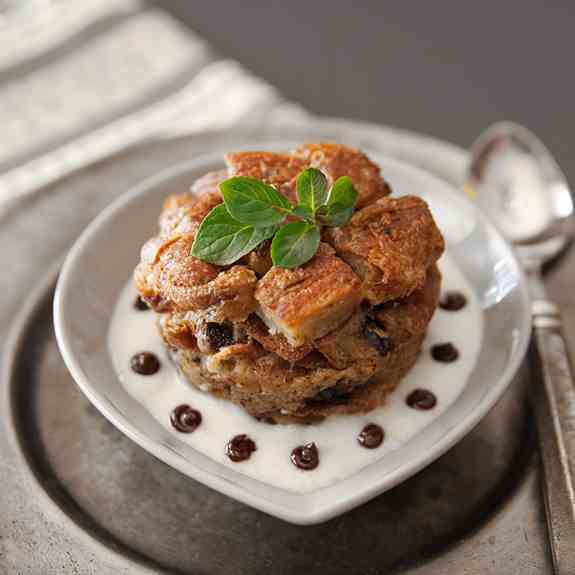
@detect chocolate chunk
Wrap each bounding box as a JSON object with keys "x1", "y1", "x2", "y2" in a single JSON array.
[
  {"x1": 291, "y1": 442, "x2": 319, "y2": 470},
  {"x1": 226, "y1": 434, "x2": 257, "y2": 462},
  {"x1": 133, "y1": 295, "x2": 150, "y2": 311},
  {"x1": 439, "y1": 291, "x2": 467, "y2": 311},
  {"x1": 406, "y1": 389, "x2": 437, "y2": 410},
  {"x1": 205, "y1": 322, "x2": 235, "y2": 351},
  {"x1": 363, "y1": 318, "x2": 394, "y2": 355},
  {"x1": 358, "y1": 423, "x2": 385, "y2": 448},
  {"x1": 431, "y1": 342, "x2": 459, "y2": 363},
  {"x1": 170, "y1": 405, "x2": 202, "y2": 433},
  {"x1": 130, "y1": 352, "x2": 160, "y2": 375}
]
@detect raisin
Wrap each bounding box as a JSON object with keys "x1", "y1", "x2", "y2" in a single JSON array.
[
  {"x1": 307, "y1": 385, "x2": 352, "y2": 406},
  {"x1": 205, "y1": 322, "x2": 234, "y2": 351},
  {"x1": 363, "y1": 318, "x2": 394, "y2": 355}
]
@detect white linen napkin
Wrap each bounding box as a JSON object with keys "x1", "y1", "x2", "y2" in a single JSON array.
[{"x1": 0, "y1": 0, "x2": 308, "y2": 201}]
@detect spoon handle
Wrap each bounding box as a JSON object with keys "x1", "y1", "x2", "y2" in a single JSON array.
[{"x1": 531, "y1": 300, "x2": 575, "y2": 574}]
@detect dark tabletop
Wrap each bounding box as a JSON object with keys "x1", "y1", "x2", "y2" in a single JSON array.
[{"x1": 152, "y1": 1, "x2": 575, "y2": 184}]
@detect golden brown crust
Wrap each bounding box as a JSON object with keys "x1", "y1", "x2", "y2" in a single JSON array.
[
  {"x1": 160, "y1": 313, "x2": 198, "y2": 350},
  {"x1": 134, "y1": 145, "x2": 445, "y2": 423},
  {"x1": 136, "y1": 145, "x2": 397, "y2": 317},
  {"x1": 159, "y1": 191, "x2": 222, "y2": 237},
  {"x1": 134, "y1": 170, "x2": 257, "y2": 321},
  {"x1": 292, "y1": 143, "x2": 391, "y2": 208},
  {"x1": 325, "y1": 195, "x2": 444, "y2": 304},
  {"x1": 225, "y1": 151, "x2": 305, "y2": 203},
  {"x1": 226, "y1": 143, "x2": 390, "y2": 208},
  {"x1": 166, "y1": 264, "x2": 258, "y2": 322},
  {"x1": 373, "y1": 263, "x2": 441, "y2": 344},
  {"x1": 290, "y1": 335, "x2": 425, "y2": 421},
  {"x1": 313, "y1": 311, "x2": 376, "y2": 370},
  {"x1": 134, "y1": 234, "x2": 218, "y2": 302},
  {"x1": 240, "y1": 315, "x2": 314, "y2": 362},
  {"x1": 134, "y1": 233, "x2": 257, "y2": 321},
  {"x1": 255, "y1": 243, "x2": 362, "y2": 346},
  {"x1": 190, "y1": 169, "x2": 227, "y2": 196},
  {"x1": 168, "y1": 265, "x2": 440, "y2": 422}
]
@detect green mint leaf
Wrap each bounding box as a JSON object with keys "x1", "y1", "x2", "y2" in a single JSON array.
[
  {"x1": 220, "y1": 176, "x2": 292, "y2": 226},
  {"x1": 327, "y1": 176, "x2": 358, "y2": 208},
  {"x1": 296, "y1": 168, "x2": 328, "y2": 213},
  {"x1": 271, "y1": 221, "x2": 321, "y2": 269},
  {"x1": 317, "y1": 176, "x2": 358, "y2": 227},
  {"x1": 291, "y1": 204, "x2": 315, "y2": 222},
  {"x1": 191, "y1": 204, "x2": 277, "y2": 265},
  {"x1": 317, "y1": 202, "x2": 354, "y2": 227}
]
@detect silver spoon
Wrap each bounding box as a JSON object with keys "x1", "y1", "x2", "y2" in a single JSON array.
[{"x1": 466, "y1": 122, "x2": 575, "y2": 574}]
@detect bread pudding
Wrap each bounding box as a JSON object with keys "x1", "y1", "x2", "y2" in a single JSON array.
[{"x1": 134, "y1": 143, "x2": 444, "y2": 423}]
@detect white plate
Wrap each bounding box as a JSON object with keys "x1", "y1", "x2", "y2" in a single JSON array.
[{"x1": 54, "y1": 149, "x2": 531, "y2": 524}]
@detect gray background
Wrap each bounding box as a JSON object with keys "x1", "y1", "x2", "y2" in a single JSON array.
[{"x1": 152, "y1": 1, "x2": 575, "y2": 182}]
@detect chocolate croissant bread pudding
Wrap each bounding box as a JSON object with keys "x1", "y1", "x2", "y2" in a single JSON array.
[{"x1": 134, "y1": 144, "x2": 445, "y2": 423}]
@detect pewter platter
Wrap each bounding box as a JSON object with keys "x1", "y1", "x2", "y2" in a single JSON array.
[{"x1": 0, "y1": 121, "x2": 553, "y2": 572}]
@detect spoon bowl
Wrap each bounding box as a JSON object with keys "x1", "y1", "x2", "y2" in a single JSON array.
[{"x1": 467, "y1": 122, "x2": 574, "y2": 267}]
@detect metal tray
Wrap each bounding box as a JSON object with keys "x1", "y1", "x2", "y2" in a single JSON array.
[{"x1": 0, "y1": 123, "x2": 554, "y2": 573}]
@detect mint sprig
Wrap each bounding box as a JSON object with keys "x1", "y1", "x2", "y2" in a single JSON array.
[
  {"x1": 317, "y1": 176, "x2": 357, "y2": 227},
  {"x1": 190, "y1": 205, "x2": 278, "y2": 266},
  {"x1": 219, "y1": 176, "x2": 292, "y2": 226},
  {"x1": 271, "y1": 220, "x2": 321, "y2": 269},
  {"x1": 191, "y1": 167, "x2": 358, "y2": 269},
  {"x1": 296, "y1": 168, "x2": 328, "y2": 212}
]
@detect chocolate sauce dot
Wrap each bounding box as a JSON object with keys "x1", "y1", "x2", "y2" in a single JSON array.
[
  {"x1": 358, "y1": 423, "x2": 385, "y2": 449},
  {"x1": 406, "y1": 389, "x2": 437, "y2": 410},
  {"x1": 439, "y1": 291, "x2": 467, "y2": 311},
  {"x1": 431, "y1": 342, "x2": 459, "y2": 363},
  {"x1": 133, "y1": 295, "x2": 150, "y2": 311},
  {"x1": 130, "y1": 352, "x2": 160, "y2": 375},
  {"x1": 170, "y1": 405, "x2": 202, "y2": 433},
  {"x1": 291, "y1": 442, "x2": 319, "y2": 470},
  {"x1": 226, "y1": 434, "x2": 257, "y2": 462}
]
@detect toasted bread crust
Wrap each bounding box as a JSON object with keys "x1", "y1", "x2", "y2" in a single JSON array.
[
  {"x1": 134, "y1": 145, "x2": 445, "y2": 422},
  {"x1": 167, "y1": 265, "x2": 440, "y2": 422},
  {"x1": 292, "y1": 143, "x2": 391, "y2": 208},
  {"x1": 325, "y1": 195, "x2": 444, "y2": 303},
  {"x1": 226, "y1": 143, "x2": 390, "y2": 207},
  {"x1": 255, "y1": 243, "x2": 362, "y2": 345},
  {"x1": 225, "y1": 151, "x2": 305, "y2": 203},
  {"x1": 240, "y1": 315, "x2": 314, "y2": 362}
]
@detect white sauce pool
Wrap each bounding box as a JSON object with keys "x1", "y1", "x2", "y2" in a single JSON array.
[{"x1": 108, "y1": 254, "x2": 482, "y2": 493}]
